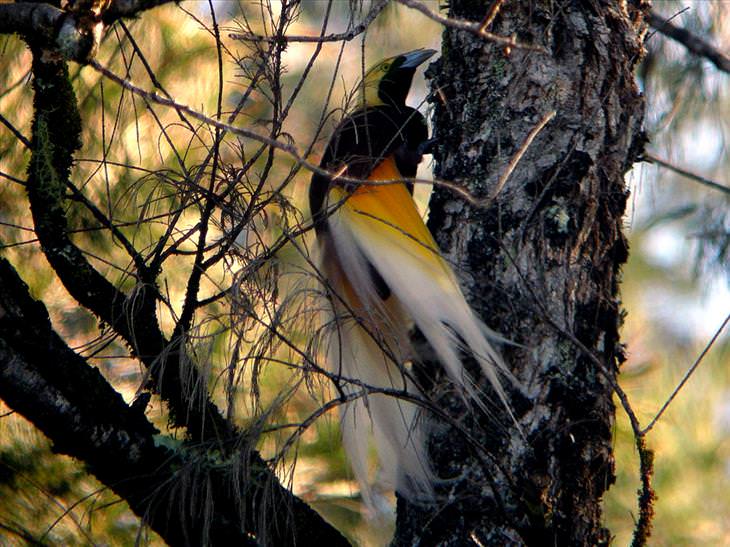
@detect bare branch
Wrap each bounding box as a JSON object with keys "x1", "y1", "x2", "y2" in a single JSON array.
[
  {"x1": 396, "y1": 0, "x2": 546, "y2": 52},
  {"x1": 478, "y1": 0, "x2": 504, "y2": 33},
  {"x1": 0, "y1": 111, "x2": 31, "y2": 149},
  {"x1": 24, "y1": 49, "x2": 238, "y2": 446},
  {"x1": 0, "y1": 3, "x2": 64, "y2": 40},
  {"x1": 89, "y1": 59, "x2": 537, "y2": 211},
  {"x1": 230, "y1": 0, "x2": 388, "y2": 44},
  {"x1": 649, "y1": 11, "x2": 730, "y2": 74},
  {"x1": 643, "y1": 153, "x2": 730, "y2": 195},
  {"x1": 641, "y1": 313, "x2": 730, "y2": 436},
  {"x1": 0, "y1": 2, "x2": 100, "y2": 63},
  {"x1": 0, "y1": 0, "x2": 177, "y2": 64},
  {"x1": 101, "y1": 0, "x2": 177, "y2": 24},
  {"x1": 0, "y1": 257, "x2": 347, "y2": 546},
  {"x1": 489, "y1": 110, "x2": 556, "y2": 201}
]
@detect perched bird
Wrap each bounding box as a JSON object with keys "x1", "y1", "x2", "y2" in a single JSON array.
[{"x1": 310, "y1": 49, "x2": 510, "y2": 507}]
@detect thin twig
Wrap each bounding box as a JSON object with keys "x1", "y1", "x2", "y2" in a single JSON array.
[
  {"x1": 87, "y1": 59, "x2": 506, "y2": 209},
  {"x1": 0, "y1": 111, "x2": 31, "y2": 149},
  {"x1": 649, "y1": 11, "x2": 730, "y2": 74},
  {"x1": 478, "y1": 0, "x2": 504, "y2": 33},
  {"x1": 489, "y1": 110, "x2": 556, "y2": 201},
  {"x1": 640, "y1": 313, "x2": 730, "y2": 436},
  {"x1": 65, "y1": 181, "x2": 147, "y2": 272},
  {"x1": 174, "y1": 0, "x2": 225, "y2": 335},
  {"x1": 0, "y1": 171, "x2": 27, "y2": 186},
  {"x1": 230, "y1": 0, "x2": 388, "y2": 44},
  {"x1": 643, "y1": 153, "x2": 730, "y2": 195},
  {"x1": 397, "y1": 0, "x2": 545, "y2": 53}
]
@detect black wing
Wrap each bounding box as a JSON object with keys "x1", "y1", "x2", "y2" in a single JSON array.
[
  {"x1": 309, "y1": 105, "x2": 428, "y2": 223},
  {"x1": 309, "y1": 105, "x2": 428, "y2": 300}
]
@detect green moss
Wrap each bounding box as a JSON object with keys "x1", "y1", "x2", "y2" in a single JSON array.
[
  {"x1": 490, "y1": 57, "x2": 508, "y2": 79},
  {"x1": 29, "y1": 115, "x2": 64, "y2": 204},
  {"x1": 545, "y1": 202, "x2": 571, "y2": 234}
]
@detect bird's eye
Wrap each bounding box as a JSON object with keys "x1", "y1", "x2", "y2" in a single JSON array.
[{"x1": 381, "y1": 63, "x2": 390, "y2": 72}]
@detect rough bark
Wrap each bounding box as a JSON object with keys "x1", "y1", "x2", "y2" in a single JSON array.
[
  {"x1": 395, "y1": 1, "x2": 646, "y2": 545},
  {"x1": 2, "y1": 1, "x2": 649, "y2": 544}
]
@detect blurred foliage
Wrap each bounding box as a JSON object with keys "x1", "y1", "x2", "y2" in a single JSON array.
[
  {"x1": 640, "y1": 1, "x2": 730, "y2": 280},
  {"x1": 0, "y1": 2, "x2": 440, "y2": 545},
  {"x1": 604, "y1": 2, "x2": 730, "y2": 545},
  {"x1": 0, "y1": 404, "x2": 162, "y2": 546},
  {"x1": 0, "y1": 1, "x2": 728, "y2": 546},
  {"x1": 605, "y1": 227, "x2": 730, "y2": 545}
]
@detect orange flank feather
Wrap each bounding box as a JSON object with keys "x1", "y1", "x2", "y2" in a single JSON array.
[
  {"x1": 309, "y1": 49, "x2": 511, "y2": 511},
  {"x1": 334, "y1": 157, "x2": 451, "y2": 284},
  {"x1": 320, "y1": 155, "x2": 510, "y2": 507}
]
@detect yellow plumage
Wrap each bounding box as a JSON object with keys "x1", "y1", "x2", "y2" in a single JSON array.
[{"x1": 310, "y1": 49, "x2": 510, "y2": 510}]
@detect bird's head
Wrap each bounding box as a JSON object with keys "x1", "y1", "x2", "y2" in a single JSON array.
[{"x1": 359, "y1": 48, "x2": 436, "y2": 108}]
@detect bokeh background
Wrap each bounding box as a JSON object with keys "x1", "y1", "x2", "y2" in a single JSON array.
[{"x1": 0, "y1": 1, "x2": 728, "y2": 545}]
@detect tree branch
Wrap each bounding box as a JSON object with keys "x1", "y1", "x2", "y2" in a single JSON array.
[
  {"x1": 0, "y1": 2, "x2": 100, "y2": 63},
  {"x1": 102, "y1": 0, "x2": 177, "y2": 25},
  {"x1": 23, "y1": 48, "x2": 237, "y2": 444},
  {"x1": 643, "y1": 152, "x2": 730, "y2": 195},
  {"x1": 0, "y1": 3, "x2": 64, "y2": 41},
  {"x1": 396, "y1": 0, "x2": 545, "y2": 52},
  {"x1": 0, "y1": 257, "x2": 348, "y2": 546},
  {"x1": 0, "y1": 1, "x2": 177, "y2": 64},
  {"x1": 230, "y1": 0, "x2": 388, "y2": 44},
  {"x1": 649, "y1": 11, "x2": 730, "y2": 74}
]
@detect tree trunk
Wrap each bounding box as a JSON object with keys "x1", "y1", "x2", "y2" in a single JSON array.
[{"x1": 395, "y1": 1, "x2": 646, "y2": 545}]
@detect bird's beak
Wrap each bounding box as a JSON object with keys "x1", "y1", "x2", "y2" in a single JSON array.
[{"x1": 399, "y1": 48, "x2": 437, "y2": 69}]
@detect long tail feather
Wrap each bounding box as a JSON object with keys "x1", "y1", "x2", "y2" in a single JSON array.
[
  {"x1": 319, "y1": 237, "x2": 434, "y2": 506},
  {"x1": 329, "y1": 159, "x2": 512, "y2": 404},
  {"x1": 319, "y1": 157, "x2": 512, "y2": 507}
]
